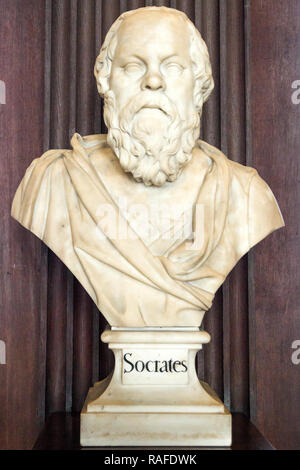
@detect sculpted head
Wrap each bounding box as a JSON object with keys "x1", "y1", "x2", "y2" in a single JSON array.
[{"x1": 94, "y1": 7, "x2": 214, "y2": 186}]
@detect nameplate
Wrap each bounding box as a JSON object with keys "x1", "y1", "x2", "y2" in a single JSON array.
[{"x1": 122, "y1": 348, "x2": 189, "y2": 385}]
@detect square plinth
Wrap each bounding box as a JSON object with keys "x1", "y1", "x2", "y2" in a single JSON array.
[{"x1": 80, "y1": 382, "x2": 232, "y2": 447}]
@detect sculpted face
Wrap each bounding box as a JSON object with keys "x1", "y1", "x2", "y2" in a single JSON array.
[
  {"x1": 100, "y1": 9, "x2": 205, "y2": 186},
  {"x1": 110, "y1": 11, "x2": 195, "y2": 125}
]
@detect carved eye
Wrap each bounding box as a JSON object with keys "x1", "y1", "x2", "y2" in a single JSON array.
[
  {"x1": 124, "y1": 63, "x2": 144, "y2": 77},
  {"x1": 162, "y1": 62, "x2": 184, "y2": 76}
]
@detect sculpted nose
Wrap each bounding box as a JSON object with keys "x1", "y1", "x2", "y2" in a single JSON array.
[{"x1": 142, "y1": 72, "x2": 165, "y2": 91}]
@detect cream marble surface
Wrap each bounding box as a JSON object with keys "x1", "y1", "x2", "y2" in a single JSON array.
[{"x1": 11, "y1": 6, "x2": 284, "y2": 329}]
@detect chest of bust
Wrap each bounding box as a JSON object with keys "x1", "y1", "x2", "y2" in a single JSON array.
[{"x1": 89, "y1": 147, "x2": 211, "y2": 254}]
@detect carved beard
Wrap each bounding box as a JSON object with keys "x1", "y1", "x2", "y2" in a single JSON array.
[{"x1": 103, "y1": 90, "x2": 200, "y2": 187}]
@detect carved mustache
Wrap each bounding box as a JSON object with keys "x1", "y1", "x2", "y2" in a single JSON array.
[{"x1": 119, "y1": 92, "x2": 178, "y2": 129}]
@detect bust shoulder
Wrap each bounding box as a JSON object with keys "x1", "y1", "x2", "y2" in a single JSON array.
[{"x1": 197, "y1": 139, "x2": 284, "y2": 252}]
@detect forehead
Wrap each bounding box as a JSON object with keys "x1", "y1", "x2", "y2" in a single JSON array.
[{"x1": 114, "y1": 11, "x2": 191, "y2": 60}]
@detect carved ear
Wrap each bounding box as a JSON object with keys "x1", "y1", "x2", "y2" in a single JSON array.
[
  {"x1": 201, "y1": 74, "x2": 215, "y2": 104},
  {"x1": 94, "y1": 18, "x2": 121, "y2": 98},
  {"x1": 194, "y1": 74, "x2": 214, "y2": 112},
  {"x1": 94, "y1": 57, "x2": 109, "y2": 98}
]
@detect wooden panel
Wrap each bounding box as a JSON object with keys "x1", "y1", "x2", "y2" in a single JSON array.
[
  {"x1": 219, "y1": 0, "x2": 249, "y2": 414},
  {"x1": 248, "y1": 0, "x2": 300, "y2": 450},
  {"x1": 71, "y1": 0, "x2": 96, "y2": 414},
  {"x1": 153, "y1": 0, "x2": 171, "y2": 6},
  {"x1": 127, "y1": 0, "x2": 147, "y2": 9},
  {"x1": 199, "y1": 0, "x2": 224, "y2": 401},
  {"x1": 0, "y1": 0, "x2": 46, "y2": 450},
  {"x1": 76, "y1": 0, "x2": 96, "y2": 135},
  {"x1": 72, "y1": 282, "x2": 94, "y2": 412},
  {"x1": 94, "y1": 0, "x2": 103, "y2": 134},
  {"x1": 176, "y1": 0, "x2": 195, "y2": 20},
  {"x1": 101, "y1": 0, "x2": 122, "y2": 38},
  {"x1": 46, "y1": 0, "x2": 72, "y2": 414}
]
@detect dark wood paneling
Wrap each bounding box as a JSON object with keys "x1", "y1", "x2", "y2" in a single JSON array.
[
  {"x1": 248, "y1": 0, "x2": 300, "y2": 450},
  {"x1": 46, "y1": 0, "x2": 72, "y2": 414},
  {"x1": 101, "y1": 0, "x2": 122, "y2": 38},
  {"x1": 200, "y1": 0, "x2": 220, "y2": 147},
  {"x1": 153, "y1": 0, "x2": 171, "y2": 6},
  {"x1": 199, "y1": 0, "x2": 224, "y2": 401},
  {"x1": 176, "y1": 0, "x2": 195, "y2": 20},
  {"x1": 46, "y1": 256, "x2": 68, "y2": 413},
  {"x1": 94, "y1": 0, "x2": 104, "y2": 133},
  {"x1": 220, "y1": 0, "x2": 249, "y2": 414},
  {"x1": 72, "y1": 281, "x2": 94, "y2": 412},
  {"x1": 76, "y1": 0, "x2": 96, "y2": 135},
  {"x1": 71, "y1": 0, "x2": 97, "y2": 413},
  {"x1": 0, "y1": 0, "x2": 46, "y2": 450},
  {"x1": 127, "y1": 0, "x2": 146, "y2": 9}
]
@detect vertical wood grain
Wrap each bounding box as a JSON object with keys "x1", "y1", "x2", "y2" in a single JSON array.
[
  {"x1": 127, "y1": 0, "x2": 145, "y2": 9},
  {"x1": 248, "y1": 0, "x2": 300, "y2": 449},
  {"x1": 76, "y1": 0, "x2": 96, "y2": 135},
  {"x1": 94, "y1": 0, "x2": 103, "y2": 134},
  {"x1": 0, "y1": 0, "x2": 46, "y2": 450},
  {"x1": 200, "y1": 0, "x2": 224, "y2": 401},
  {"x1": 37, "y1": 0, "x2": 52, "y2": 428},
  {"x1": 152, "y1": 0, "x2": 171, "y2": 6},
  {"x1": 72, "y1": 281, "x2": 94, "y2": 412},
  {"x1": 70, "y1": 0, "x2": 96, "y2": 413},
  {"x1": 176, "y1": 0, "x2": 195, "y2": 21},
  {"x1": 220, "y1": 0, "x2": 249, "y2": 414},
  {"x1": 102, "y1": 0, "x2": 122, "y2": 38},
  {"x1": 65, "y1": 0, "x2": 78, "y2": 413},
  {"x1": 101, "y1": 0, "x2": 122, "y2": 376},
  {"x1": 46, "y1": 0, "x2": 72, "y2": 414}
]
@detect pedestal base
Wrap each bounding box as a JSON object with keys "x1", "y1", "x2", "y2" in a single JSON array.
[
  {"x1": 80, "y1": 328, "x2": 232, "y2": 447},
  {"x1": 81, "y1": 378, "x2": 231, "y2": 446}
]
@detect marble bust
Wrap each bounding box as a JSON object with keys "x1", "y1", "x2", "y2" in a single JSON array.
[{"x1": 11, "y1": 6, "x2": 284, "y2": 327}]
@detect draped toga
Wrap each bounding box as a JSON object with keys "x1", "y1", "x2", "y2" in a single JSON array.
[{"x1": 11, "y1": 134, "x2": 284, "y2": 326}]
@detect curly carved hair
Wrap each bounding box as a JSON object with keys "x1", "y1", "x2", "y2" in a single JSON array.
[{"x1": 94, "y1": 6, "x2": 214, "y2": 113}]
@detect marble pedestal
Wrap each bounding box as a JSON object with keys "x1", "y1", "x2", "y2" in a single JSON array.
[{"x1": 80, "y1": 328, "x2": 231, "y2": 447}]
